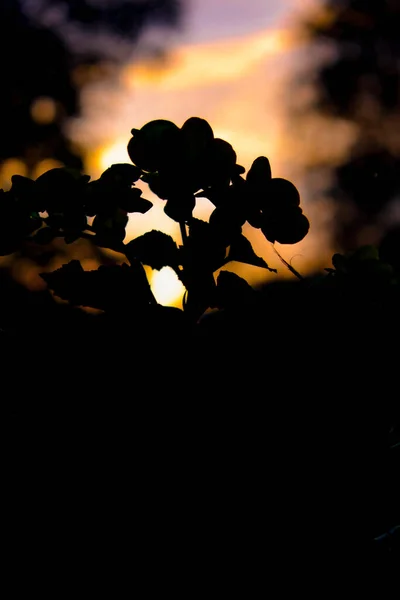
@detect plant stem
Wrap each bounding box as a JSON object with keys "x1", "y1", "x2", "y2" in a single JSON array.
[
  {"x1": 271, "y1": 243, "x2": 303, "y2": 280},
  {"x1": 179, "y1": 221, "x2": 188, "y2": 245}
]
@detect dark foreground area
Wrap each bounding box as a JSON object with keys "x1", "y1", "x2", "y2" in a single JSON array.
[{"x1": 2, "y1": 267, "x2": 399, "y2": 593}]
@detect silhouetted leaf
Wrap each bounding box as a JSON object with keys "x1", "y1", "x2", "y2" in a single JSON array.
[
  {"x1": 332, "y1": 253, "x2": 347, "y2": 272},
  {"x1": 214, "y1": 270, "x2": 255, "y2": 309},
  {"x1": 266, "y1": 178, "x2": 301, "y2": 211},
  {"x1": 202, "y1": 138, "x2": 237, "y2": 187},
  {"x1": 227, "y1": 234, "x2": 277, "y2": 271},
  {"x1": 125, "y1": 230, "x2": 179, "y2": 270},
  {"x1": 209, "y1": 205, "x2": 243, "y2": 245},
  {"x1": 32, "y1": 226, "x2": 58, "y2": 245},
  {"x1": 246, "y1": 156, "x2": 272, "y2": 190},
  {"x1": 185, "y1": 218, "x2": 227, "y2": 271},
  {"x1": 92, "y1": 209, "x2": 128, "y2": 246},
  {"x1": 182, "y1": 117, "x2": 213, "y2": 141},
  {"x1": 0, "y1": 190, "x2": 42, "y2": 254},
  {"x1": 40, "y1": 260, "x2": 153, "y2": 310},
  {"x1": 100, "y1": 163, "x2": 141, "y2": 185},
  {"x1": 10, "y1": 175, "x2": 36, "y2": 210},
  {"x1": 63, "y1": 210, "x2": 87, "y2": 233},
  {"x1": 332, "y1": 246, "x2": 385, "y2": 275},
  {"x1": 141, "y1": 171, "x2": 175, "y2": 200},
  {"x1": 183, "y1": 272, "x2": 217, "y2": 321},
  {"x1": 64, "y1": 232, "x2": 81, "y2": 244},
  {"x1": 84, "y1": 174, "x2": 152, "y2": 216},
  {"x1": 118, "y1": 189, "x2": 152, "y2": 214},
  {"x1": 181, "y1": 117, "x2": 214, "y2": 160},
  {"x1": 163, "y1": 193, "x2": 196, "y2": 222},
  {"x1": 261, "y1": 210, "x2": 310, "y2": 244},
  {"x1": 35, "y1": 167, "x2": 88, "y2": 213},
  {"x1": 128, "y1": 119, "x2": 181, "y2": 172},
  {"x1": 235, "y1": 164, "x2": 246, "y2": 175}
]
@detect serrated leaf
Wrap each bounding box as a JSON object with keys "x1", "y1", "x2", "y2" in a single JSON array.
[
  {"x1": 227, "y1": 234, "x2": 276, "y2": 271},
  {"x1": 125, "y1": 230, "x2": 179, "y2": 270}
]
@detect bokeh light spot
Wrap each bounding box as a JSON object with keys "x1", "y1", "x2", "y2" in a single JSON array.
[
  {"x1": 32, "y1": 159, "x2": 64, "y2": 179},
  {"x1": 30, "y1": 96, "x2": 58, "y2": 125},
  {"x1": 0, "y1": 158, "x2": 28, "y2": 190}
]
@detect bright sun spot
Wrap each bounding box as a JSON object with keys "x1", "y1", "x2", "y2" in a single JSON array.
[
  {"x1": 97, "y1": 139, "x2": 130, "y2": 174},
  {"x1": 150, "y1": 267, "x2": 185, "y2": 307}
]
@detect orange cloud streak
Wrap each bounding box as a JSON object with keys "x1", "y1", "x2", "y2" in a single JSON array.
[{"x1": 121, "y1": 28, "x2": 293, "y2": 91}]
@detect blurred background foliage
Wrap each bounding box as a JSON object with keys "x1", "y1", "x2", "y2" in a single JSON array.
[
  {"x1": 0, "y1": 0, "x2": 182, "y2": 181},
  {"x1": 290, "y1": 0, "x2": 400, "y2": 251}
]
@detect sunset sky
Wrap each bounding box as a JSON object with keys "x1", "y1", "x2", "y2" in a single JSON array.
[
  {"x1": 64, "y1": 0, "x2": 336, "y2": 305},
  {"x1": 0, "y1": 0, "x2": 334, "y2": 305}
]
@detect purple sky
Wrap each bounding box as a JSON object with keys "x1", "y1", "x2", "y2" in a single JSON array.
[{"x1": 179, "y1": 0, "x2": 299, "y2": 44}]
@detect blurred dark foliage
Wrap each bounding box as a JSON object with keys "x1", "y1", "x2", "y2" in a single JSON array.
[
  {"x1": 301, "y1": 0, "x2": 400, "y2": 252},
  {"x1": 0, "y1": 0, "x2": 182, "y2": 290},
  {"x1": 0, "y1": 0, "x2": 81, "y2": 170},
  {"x1": 0, "y1": 0, "x2": 182, "y2": 174},
  {"x1": 21, "y1": 0, "x2": 181, "y2": 59}
]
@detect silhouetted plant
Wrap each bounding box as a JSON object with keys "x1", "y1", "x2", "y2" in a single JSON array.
[
  {"x1": 2, "y1": 117, "x2": 399, "y2": 570},
  {"x1": 3, "y1": 116, "x2": 400, "y2": 334},
  {"x1": 0, "y1": 117, "x2": 312, "y2": 322}
]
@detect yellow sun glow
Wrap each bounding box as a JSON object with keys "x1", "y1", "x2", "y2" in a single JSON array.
[
  {"x1": 150, "y1": 267, "x2": 185, "y2": 307},
  {"x1": 96, "y1": 139, "x2": 130, "y2": 173}
]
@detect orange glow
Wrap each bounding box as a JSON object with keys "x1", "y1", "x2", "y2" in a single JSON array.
[
  {"x1": 122, "y1": 28, "x2": 293, "y2": 91},
  {"x1": 0, "y1": 158, "x2": 27, "y2": 190},
  {"x1": 32, "y1": 159, "x2": 64, "y2": 179},
  {"x1": 72, "y1": 15, "x2": 339, "y2": 305}
]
